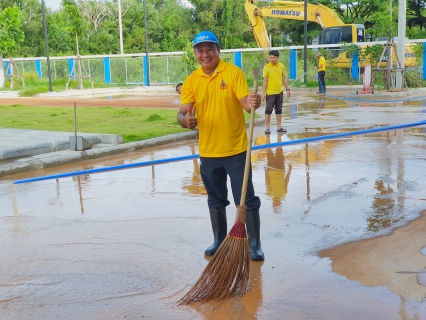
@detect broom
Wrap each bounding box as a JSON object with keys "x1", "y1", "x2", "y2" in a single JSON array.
[{"x1": 178, "y1": 80, "x2": 258, "y2": 305}]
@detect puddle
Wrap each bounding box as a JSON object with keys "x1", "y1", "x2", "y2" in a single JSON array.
[
  {"x1": 319, "y1": 210, "x2": 426, "y2": 303},
  {"x1": 1, "y1": 97, "x2": 426, "y2": 319}
]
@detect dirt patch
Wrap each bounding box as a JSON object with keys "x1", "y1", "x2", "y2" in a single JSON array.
[{"x1": 0, "y1": 95, "x2": 181, "y2": 109}]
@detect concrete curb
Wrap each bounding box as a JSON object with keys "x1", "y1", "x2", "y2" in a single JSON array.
[
  {"x1": 0, "y1": 118, "x2": 265, "y2": 178},
  {"x1": 0, "y1": 134, "x2": 101, "y2": 160}
]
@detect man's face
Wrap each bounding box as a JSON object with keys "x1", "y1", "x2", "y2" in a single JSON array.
[
  {"x1": 176, "y1": 85, "x2": 182, "y2": 94},
  {"x1": 194, "y1": 43, "x2": 220, "y2": 72},
  {"x1": 269, "y1": 55, "x2": 279, "y2": 65}
]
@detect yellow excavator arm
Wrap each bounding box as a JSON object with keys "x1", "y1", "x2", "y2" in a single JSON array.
[{"x1": 245, "y1": 0, "x2": 345, "y2": 48}]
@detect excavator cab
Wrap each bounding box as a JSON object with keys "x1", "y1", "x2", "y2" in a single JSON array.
[
  {"x1": 321, "y1": 24, "x2": 365, "y2": 60},
  {"x1": 321, "y1": 24, "x2": 365, "y2": 45}
]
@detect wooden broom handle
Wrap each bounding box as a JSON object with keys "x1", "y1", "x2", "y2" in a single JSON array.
[{"x1": 240, "y1": 80, "x2": 258, "y2": 206}]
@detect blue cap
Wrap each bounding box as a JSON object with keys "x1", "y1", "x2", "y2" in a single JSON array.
[{"x1": 192, "y1": 31, "x2": 219, "y2": 48}]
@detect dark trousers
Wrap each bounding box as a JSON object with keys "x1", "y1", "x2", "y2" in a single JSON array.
[
  {"x1": 265, "y1": 91, "x2": 283, "y2": 115},
  {"x1": 318, "y1": 71, "x2": 326, "y2": 93},
  {"x1": 200, "y1": 152, "x2": 261, "y2": 212}
]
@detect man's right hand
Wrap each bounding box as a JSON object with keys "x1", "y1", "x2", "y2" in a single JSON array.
[{"x1": 185, "y1": 106, "x2": 197, "y2": 129}]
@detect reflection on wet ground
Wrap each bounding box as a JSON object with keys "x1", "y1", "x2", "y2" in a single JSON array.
[{"x1": 1, "y1": 96, "x2": 426, "y2": 319}]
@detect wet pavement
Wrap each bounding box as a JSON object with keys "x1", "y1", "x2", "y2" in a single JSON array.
[{"x1": 1, "y1": 89, "x2": 426, "y2": 319}]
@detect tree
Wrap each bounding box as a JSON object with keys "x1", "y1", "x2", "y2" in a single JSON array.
[
  {"x1": 188, "y1": 0, "x2": 254, "y2": 49},
  {"x1": 0, "y1": 6, "x2": 25, "y2": 57},
  {"x1": 0, "y1": 6, "x2": 25, "y2": 88},
  {"x1": 0, "y1": 0, "x2": 25, "y2": 11},
  {"x1": 18, "y1": 0, "x2": 45, "y2": 57},
  {"x1": 156, "y1": 0, "x2": 194, "y2": 51},
  {"x1": 63, "y1": 0, "x2": 88, "y2": 89}
]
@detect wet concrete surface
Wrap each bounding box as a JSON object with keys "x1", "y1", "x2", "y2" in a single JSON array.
[{"x1": 1, "y1": 92, "x2": 426, "y2": 319}]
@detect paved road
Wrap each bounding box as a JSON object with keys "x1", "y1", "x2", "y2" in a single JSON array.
[{"x1": 1, "y1": 87, "x2": 426, "y2": 319}]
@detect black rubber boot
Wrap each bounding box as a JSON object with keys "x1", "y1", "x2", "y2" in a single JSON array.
[
  {"x1": 204, "y1": 208, "x2": 227, "y2": 256},
  {"x1": 246, "y1": 210, "x2": 265, "y2": 261}
]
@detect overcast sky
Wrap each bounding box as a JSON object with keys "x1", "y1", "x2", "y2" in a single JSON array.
[
  {"x1": 42, "y1": 0, "x2": 61, "y2": 11},
  {"x1": 42, "y1": 0, "x2": 192, "y2": 11}
]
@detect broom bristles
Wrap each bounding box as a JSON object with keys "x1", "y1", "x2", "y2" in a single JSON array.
[{"x1": 178, "y1": 206, "x2": 251, "y2": 305}]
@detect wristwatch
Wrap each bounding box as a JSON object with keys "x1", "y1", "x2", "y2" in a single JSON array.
[{"x1": 286, "y1": 89, "x2": 290, "y2": 91}]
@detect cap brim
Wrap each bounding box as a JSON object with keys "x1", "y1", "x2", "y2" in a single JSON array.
[{"x1": 192, "y1": 40, "x2": 218, "y2": 48}]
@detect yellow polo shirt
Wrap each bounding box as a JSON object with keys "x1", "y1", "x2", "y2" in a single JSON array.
[
  {"x1": 181, "y1": 59, "x2": 250, "y2": 157},
  {"x1": 263, "y1": 62, "x2": 286, "y2": 95},
  {"x1": 318, "y1": 56, "x2": 326, "y2": 71}
]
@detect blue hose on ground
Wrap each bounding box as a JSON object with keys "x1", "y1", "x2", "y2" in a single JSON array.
[{"x1": 13, "y1": 119, "x2": 426, "y2": 185}]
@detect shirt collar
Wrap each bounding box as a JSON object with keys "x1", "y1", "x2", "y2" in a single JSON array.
[{"x1": 195, "y1": 59, "x2": 225, "y2": 78}]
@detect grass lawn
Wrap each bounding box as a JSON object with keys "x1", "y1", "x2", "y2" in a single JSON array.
[{"x1": 0, "y1": 105, "x2": 258, "y2": 143}]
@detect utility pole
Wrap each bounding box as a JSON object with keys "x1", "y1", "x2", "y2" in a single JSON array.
[
  {"x1": 41, "y1": 0, "x2": 53, "y2": 92},
  {"x1": 303, "y1": 0, "x2": 308, "y2": 84},
  {"x1": 143, "y1": 0, "x2": 150, "y2": 86},
  {"x1": 396, "y1": 0, "x2": 406, "y2": 88},
  {"x1": 118, "y1": 0, "x2": 124, "y2": 55}
]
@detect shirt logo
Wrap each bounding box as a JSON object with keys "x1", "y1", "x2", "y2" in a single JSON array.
[{"x1": 220, "y1": 80, "x2": 227, "y2": 90}]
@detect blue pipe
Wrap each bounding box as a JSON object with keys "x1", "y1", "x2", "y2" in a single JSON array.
[
  {"x1": 13, "y1": 120, "x2": 426, "y2": 185},
  {"x1": 336, "y1": 93, "x2": 426, "y2": 103}
]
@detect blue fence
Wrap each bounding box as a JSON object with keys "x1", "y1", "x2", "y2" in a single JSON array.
[{"x1": 4, "y1": 40, "x2": 426, "y2": 86}]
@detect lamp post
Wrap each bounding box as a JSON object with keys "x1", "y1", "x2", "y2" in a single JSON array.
[
  {"x1": 41, "y1": 0, "x2": 53, "y2": 92},
  {"x1": 396, "y1": 0, "x2": 406, "y2": 89},
  {"x1": 303, "y1": 0, "x2": 307, "y2": 84},
  {"x1": 143, "y1": 0, "x2": 150, "y2": 86},
  {"x1": 118, "y1": 0, "x2": 124, "y2": 54}
]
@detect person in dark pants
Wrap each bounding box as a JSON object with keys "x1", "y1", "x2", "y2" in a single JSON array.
[
  {"x1": 262, "y1": 50, "x2": 291, "y2": 134},
  {"x1": 177, "y1": 30, "x2": 264, "y2": 261},
  {"x1": 315, "y1": 52, "x2": 326, "y2": 94}
]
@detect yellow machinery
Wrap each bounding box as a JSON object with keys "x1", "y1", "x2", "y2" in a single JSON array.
[
  {"x1": 245, "y1": 0, "x2": 418, "y2": 68},
  {"x1": 245, "y1": 0, "x2": 365, "y2": 48}
]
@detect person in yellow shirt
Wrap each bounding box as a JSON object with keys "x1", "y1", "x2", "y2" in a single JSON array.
[
  {"x1": 262, "y1": 50, "x2": 291, "y2": 134},
  {"x1": 315, "y1": 52, "x2": 326, "y2": 94},
  {"x1": 177, "y1": 31, "x2": 264, "y2": 261}
]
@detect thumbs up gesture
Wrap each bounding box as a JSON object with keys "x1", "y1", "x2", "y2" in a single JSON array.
[{"x1": 185, "y1": 106, "x2": 198, "y2": 129}]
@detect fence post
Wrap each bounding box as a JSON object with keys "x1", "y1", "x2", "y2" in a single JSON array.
[
  {"x1": 423, "y1": 42, "x2": 426, "y2": 80},
  {"x1": 351, "y1": 51, "x2": 359, "y2": 81},
  {"x1": 5, "y1": 60, "x2": 11, "y2": 78},
  {"x1": 104, "y1": 57, "x2": 111, "y2": 84},
  {"x1": 234, "y1": 51, "x2": 242, "y2": 69},
  {"x1": 143, "y1": 55, "x2": 149, "y2": 86},
  {"x1": 68, "y1": 58, "x2": 74, "y2": 80},
  {"x1": 289, "y1": 49, "x2": 296, "y2": 80},
  {"x1": 36, "y1": 59, "x2": 42, "y2": 78}
]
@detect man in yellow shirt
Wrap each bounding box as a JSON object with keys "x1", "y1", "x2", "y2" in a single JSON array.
[
  {"x1": 315, "y1": 52, "x2": 326, "y2": 94},
  {"x1": 177, "y1": 31, "x2": 264, "y2": 261},
  {"x1": 262, "y1": 50, "x2": 291, "y2": 134}
]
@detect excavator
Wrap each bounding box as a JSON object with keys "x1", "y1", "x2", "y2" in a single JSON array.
[
  {"x1": 245, "y1": 0, "x2": 365, "y2": 48},
  {"x1": 245, "y1": 0, "x2": 417, "y2": 69}
]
